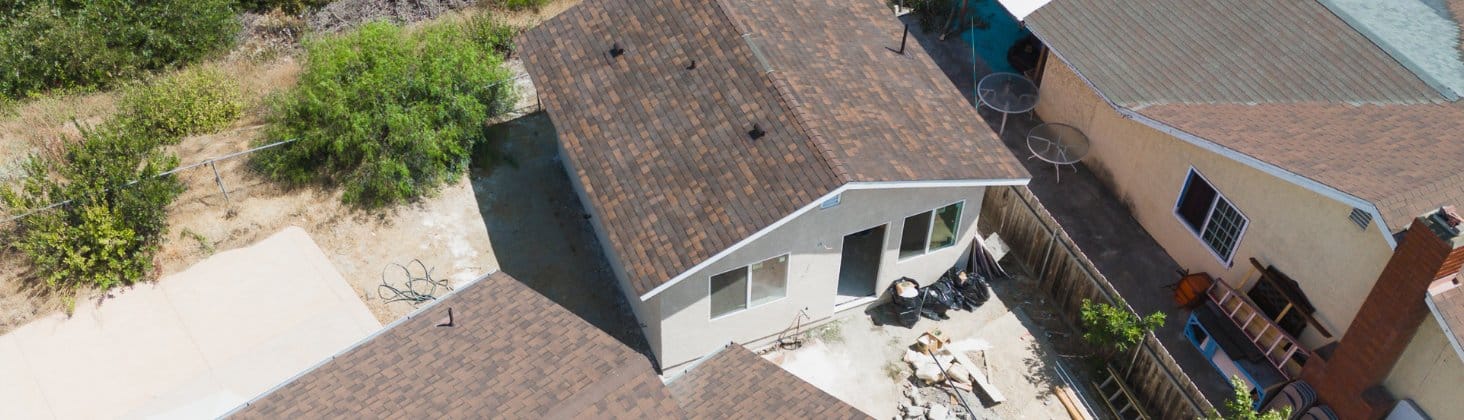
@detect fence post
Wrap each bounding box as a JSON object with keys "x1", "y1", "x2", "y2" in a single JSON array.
[{"x1": 209, "y1": 160, "x2": 230, "y2": 205}]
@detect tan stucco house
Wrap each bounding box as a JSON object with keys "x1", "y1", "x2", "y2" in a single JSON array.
[
  {"x1": 520, "y1": 0, "x2": 1028, "y2": 371},
  {"x1": 1005, "y1": 0, "x2": 1464, "y2": 417}
]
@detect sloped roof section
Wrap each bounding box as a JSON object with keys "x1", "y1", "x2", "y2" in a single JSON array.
[
  {"x1": 1137, "y1": 103, "x2": 1464, "y2": 232},
  {"x1": 1428, "y1": 276, "x2": 1464, "y2": 363},
  {"x1": 521, "y1": 0, "x2": 1026, "y2": 296},
  {"x1": 1318, "y1": 0, "x2": 1464, "y2": 100},
  {"x1": 1026, "y1": 0, "x2": 1440, "y2": 107},
  {"x1": 668, "y1": 344, "x2": 869, "y2": 419},
  {"x1": 227, "y1": 272, "x2": 686, "y2": 419}
]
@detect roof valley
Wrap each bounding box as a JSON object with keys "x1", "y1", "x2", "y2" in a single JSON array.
[{"x1": 708, "y1": 0, "x2": 852, "y2": 183}]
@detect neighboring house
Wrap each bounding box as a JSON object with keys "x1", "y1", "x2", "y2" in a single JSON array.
[
  {"x1": 521, "y1": 0, "x2": 1028, "y2": 370},
  {"x1": 224, "y1": 272, "x2": 867, "y2": 418},
  {"x1": 1000, "y1": 0, "x2": 1464, "y2": 417}
]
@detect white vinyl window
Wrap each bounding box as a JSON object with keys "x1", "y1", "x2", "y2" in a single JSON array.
[
  {"x1": 1174, "y1": 169, "x2": 1247, "y2": 264},
  {"x1": 899, "y1": 201, "x2": 964, "y2": 260},
  {"x1": 710, "y1": 254, "x2": 789, "y2": 318}
]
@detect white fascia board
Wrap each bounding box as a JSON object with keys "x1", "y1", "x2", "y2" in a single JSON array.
[
  {"x1": 1425, "y1": 293, "x2": 1464, "y2": 364},
  {"x1": 1028, "y1": 27, "x2": 1398, "y2": 249},
  {"x1": 637, "y1": 178, "x2": 1030, "y2": 301}
]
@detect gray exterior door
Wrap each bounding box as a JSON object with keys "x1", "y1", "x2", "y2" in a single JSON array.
[{"x1": 837, "y1": 224, "x2": 885, "y2": 304}]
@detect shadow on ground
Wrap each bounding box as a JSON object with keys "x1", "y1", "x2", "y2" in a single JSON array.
[{"x1": 469, "y1": 112, "x2": 653, "y2": 364}]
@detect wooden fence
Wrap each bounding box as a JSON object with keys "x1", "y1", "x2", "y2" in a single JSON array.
[{"x1": 980, "y1": 186, "x2": 1214, "y2": 418}]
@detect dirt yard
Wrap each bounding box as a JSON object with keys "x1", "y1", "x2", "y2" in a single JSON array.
[
  {"x1": 762, "y1": 271, "x2": 1101, "y2": 419},
  {"x1": 0, "y1": 0, "x2": 586, "y2": 332}
]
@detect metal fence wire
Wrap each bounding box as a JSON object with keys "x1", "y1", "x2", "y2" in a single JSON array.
[{"x1": 0, "y1": 73, "x2": 541, "y2": 227}]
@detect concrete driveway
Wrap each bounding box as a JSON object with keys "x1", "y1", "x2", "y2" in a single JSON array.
[{"x1": 0, "y1": 227, "x2": 380, "y2": 419}]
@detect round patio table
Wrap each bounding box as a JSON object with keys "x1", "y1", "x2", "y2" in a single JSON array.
[
  {"x1": 977, "y1": 72, "x2": 1039, "y2": 135},
  {"x1": 1026, "y1": 123, "x2": 1089, "y2": 182}
]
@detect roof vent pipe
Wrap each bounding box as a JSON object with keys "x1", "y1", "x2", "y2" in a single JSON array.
[
  {"x1": 609, "y1": 43, "x2": 625, "y2": 58},
  {"x1": 686, "y1": 59, "x2": 697, "y2": 70},
  {"x1": 748, "y1": 124, "x2": 766, "y2": 140}
]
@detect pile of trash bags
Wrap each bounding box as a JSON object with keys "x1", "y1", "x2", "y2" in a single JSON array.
[{"x1": 887, "y1": 268, "x2": 992, "y2": 328}]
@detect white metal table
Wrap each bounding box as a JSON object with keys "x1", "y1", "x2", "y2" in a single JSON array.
[
  {"x1": 977, "y1": 72, "x2": 1039, "y2": 135},
  {"x1": 1026, "y1": 123, "x2": 1089, "y2": 182}
]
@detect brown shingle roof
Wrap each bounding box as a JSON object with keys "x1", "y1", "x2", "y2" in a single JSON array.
[
  {"x1": 1430, "y1": 278, "x2": 1464, "y2": 359},
  {"x1": 1137, "y1": 103, "x2": 1464, "y2": 232},
  {"x1": 227, "y1": 272, "x2": 686, "y2": 419},
  {"x1": 520, "y1": 0, "x2": 1027, "y2": 296},
  {"x1": 1026, "y1": 0, "x2": 1439, "y2": 107},
  {"x1": 667, "y1": 344, "x2": 869, "y2": 419}
]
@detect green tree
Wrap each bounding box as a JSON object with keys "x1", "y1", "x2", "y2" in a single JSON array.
[
  {"x1": 1208, "y1": 377, "x2": 1290, "y2": 420},
  {"x1": 1080, "y1": 299, "x2": 1166, "y2": 375},
  {"x1": 253, "y1": 19, "x2": 517, "y2": 207}
]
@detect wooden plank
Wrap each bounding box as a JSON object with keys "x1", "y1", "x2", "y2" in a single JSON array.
[{"x1": 1250, "y1": 258, "x2": 1333, "y2": 338}]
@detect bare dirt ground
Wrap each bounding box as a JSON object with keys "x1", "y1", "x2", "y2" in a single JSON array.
[{"x1": 0, "y1": 0, "x2": 594, "y2": 331}]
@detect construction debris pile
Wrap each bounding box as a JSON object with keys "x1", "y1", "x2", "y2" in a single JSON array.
[{"x1": 897, "y1": 332, "x2": 1005, "y2": 420}]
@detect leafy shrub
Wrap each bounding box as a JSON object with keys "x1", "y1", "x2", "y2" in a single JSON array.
[
  {"x1": 117, "y1": 66, "x2": 245, "y2": 140},
  {"x1": 489, "y1": 0, "x2": 551, "y2": 11},
  {"x1": 1079, "y1": 299, "x2": 1166, "y2": 353},
  {"x1": 237, "y1": 0, "x2": 330, "y2": 14},
  {"x1": 253, "y1": 20, "x2": 517, "y2": 207},
  {"x1": 1210, "y1": 377, "x2": 1290, "y2": 420},
  {"x1": 0, "y1": 0, "x2": 239, "y2": 99},
  {"x1": 1, "y1": 123, "x2": 182, "y2": 290}
]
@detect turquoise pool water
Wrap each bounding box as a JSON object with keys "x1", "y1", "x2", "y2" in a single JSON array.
[{"x1": 956, "y1": 0, "x2": 1031, "y2": 74}]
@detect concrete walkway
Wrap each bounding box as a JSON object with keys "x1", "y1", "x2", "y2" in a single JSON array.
[
  {"x1": 906, "y1": 16, "x2": 1233, "y2": 404},
  {"x1": 0, "y1": 227, "x2": 381, "y2": 420}
]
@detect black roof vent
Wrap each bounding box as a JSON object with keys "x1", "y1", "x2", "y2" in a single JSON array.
[
  {"x1": 686, "y1": 59, "x2": 697, "y2": 70},
  {"x1": 748, "y1": 124, "x2": 766, "y2": 140},
  {"x1": 609, "y1": 43, "x2": 625, "y2": 58}
]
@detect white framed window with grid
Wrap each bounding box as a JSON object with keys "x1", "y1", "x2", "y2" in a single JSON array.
[{"x1": 1173, "y1": 168, "x2": 1248, "y2": 265}]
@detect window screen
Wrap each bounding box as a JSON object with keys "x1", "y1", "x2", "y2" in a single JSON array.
[
  {"x1": 1176, "y1": 172, "x2": 1218, "y2": 232},
  {"x1": 900, "y1": 211, "x2": 932, "y2": 259},
  {"x1": 928, "y1": 202, "x2": 962, "y2": 252},
  {"x1": 1201, "y1": 199, "x2": 1245, "y2": 262},
  {"x1": 710, "y1": 267, "x2": 748, "y2": 318},
  {"x1": 749, "y1": 255, "x2": 788, "y2": 306}
]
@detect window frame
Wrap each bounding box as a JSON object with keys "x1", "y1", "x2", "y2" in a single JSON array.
[
  {"x1": 898, "y1": 200, "x2": 966, "y2": 262},
  {"x1": 708, "y1": 253, "x2": 791, "y2": 320},
  {"x1": 1172, "y1": 168, "x2": 1249, "y2": 265}
]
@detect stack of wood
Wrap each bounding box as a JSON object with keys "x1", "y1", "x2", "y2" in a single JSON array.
[{"x1": 903, "y1": 332, "x2": 1006, "y2": 404}]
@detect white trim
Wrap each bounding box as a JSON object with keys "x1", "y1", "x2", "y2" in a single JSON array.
[
  {"x1": 1425, "y1": 293, "x2": 1464, "y2": 364},
  {"x1": 834, "y1": 296, "x2": 880, "y2": 312},
  {"x1": 708, "y1": 253, "x2": 791, "y2": 320},
  {"x1": 1026, "y1": 30, "x2": 1399, "y2": 249},
  {"x1": 1171, "y1": 168, "x2": 1248, "y2": 266},
  {"x1": 639, "y1": 179, "x2": 1027, "y2": 301}
]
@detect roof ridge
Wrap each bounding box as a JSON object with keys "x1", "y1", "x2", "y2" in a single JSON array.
[{"x1": 708, "y1": 0, "x2": 852, "y2": 183}]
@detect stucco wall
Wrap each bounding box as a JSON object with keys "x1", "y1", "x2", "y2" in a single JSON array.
[
  {"x1": 651, "y1": 186, "x2": 988, "y2": 370},
  {"x1": 1383, "y1": 318, "x2": 1464, "y2": 417},
  {"x1": 555, "y1": 138, "x2": 663, "y2": 363},
  {"x1": 1034, "y1": 57, "x2": 1393, "y2": 347}
]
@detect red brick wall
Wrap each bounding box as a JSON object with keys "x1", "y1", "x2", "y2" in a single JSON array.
[{"x1": 1303, "y1": 216, "x2": 1464, "y2": 419}]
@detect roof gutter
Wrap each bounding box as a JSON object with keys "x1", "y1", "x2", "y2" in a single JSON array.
[
  {"x1": 638, "y1": 178, "x2": 1030, "y2": 301},
  {"x1": 1425, "y1": 290, "x2": 1464, "y2": 364},
  {"x1": 1027, "y1": 24, "x2": 1399, "y2": 250}
]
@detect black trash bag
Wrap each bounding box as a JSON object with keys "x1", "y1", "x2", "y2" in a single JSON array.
[
  {"x1": 886, "y1": 278, "x2": 922, "y2": 328},
  {"x1": 955, "y1": 272, "x2": 991, "y2": 308}
]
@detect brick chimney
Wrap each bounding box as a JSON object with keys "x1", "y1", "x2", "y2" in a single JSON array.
[{"x1": 1302, "y1": 207, "x2": 1464, "y2": 419}]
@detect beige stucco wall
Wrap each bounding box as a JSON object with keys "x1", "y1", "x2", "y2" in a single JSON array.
[
  {"x1": 1035, "y1": 57, "x2": 1393, "y2": 347},
  {"x1": 1383, "y1": 317, "x2": 1464, "y2": 417},
  {"x1": 651, "y1": 185, "x2": 988, "y2": 370}
]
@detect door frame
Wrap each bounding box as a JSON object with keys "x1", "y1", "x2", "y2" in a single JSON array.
[{"x1": 835, "y1": 223, "x2": 888, "y2": 311}]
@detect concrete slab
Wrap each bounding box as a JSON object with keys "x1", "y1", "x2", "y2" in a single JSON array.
[
  {"x1": 0, "y1": 226, "x2": 381, "y2": 420},
  {"x1": 765, "y1": 283, "x2": 1079, "y2": 419}
]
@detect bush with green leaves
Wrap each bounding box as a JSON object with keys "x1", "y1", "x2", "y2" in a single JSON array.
[
  {"x1": 117, "y1": 66, "x2": 245, "y2": 141},
  {"x1": 253, "y1": 19, "x2": 517, "y2": 207},
  {"x1": 0, "y1": 0, "x2": 239, "y2": 99},
  {"x1": 490, "y1": 0, "x2": 551, "y2": 11},
  {"x1": 1, "y1": 123, "x2": 182, "y2": 290},
  {"x1": 1080, "y1": 298, "x2": 1166, "y2": 376},
  {"x1": 1208, "y1": 377, "x2": 1290, "y2": 420}
]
